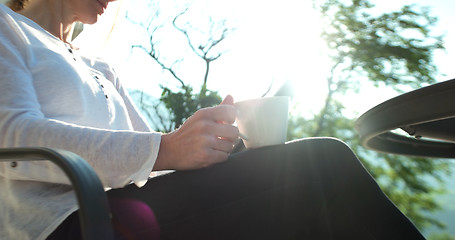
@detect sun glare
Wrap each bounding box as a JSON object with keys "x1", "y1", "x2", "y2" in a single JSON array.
[
  {"x1": 76, "y1": 0, "x2": 333, "y2": 115},
  {"x1": 210, "y1": 0, "x2": 332, "y2": 115},
  {"x1": 177, "y1": 0, "x2": 334, "y2": 115}
]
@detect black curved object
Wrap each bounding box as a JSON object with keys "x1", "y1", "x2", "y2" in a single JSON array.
[
  {"x1": 355, "y1": 78, "x2": 455, "y2": 159},
  {"x1": 0, "y1": 147, "x2": 114, "y2": 240}
]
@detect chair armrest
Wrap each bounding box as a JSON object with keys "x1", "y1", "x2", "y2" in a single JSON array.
[{"x1": 0, "y1": 147, "x2": 114, "y2": 240}]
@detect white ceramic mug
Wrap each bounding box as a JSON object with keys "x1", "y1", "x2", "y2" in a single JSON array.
[{"x1": 234, "y1": 96, "x2": 289, "y2": 148}]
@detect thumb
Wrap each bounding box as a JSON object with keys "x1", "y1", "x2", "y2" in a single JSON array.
[{"x1": 220, "y1": 95, "x2": 234, "y2": 105}]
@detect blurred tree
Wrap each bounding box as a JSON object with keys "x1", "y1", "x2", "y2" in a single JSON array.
[
  {"x1": 286, "y1": 0, "x2": 451, "y2": 231},
  {"x1": 428, "y1": 232, "x2": 455, "y2": 240}
]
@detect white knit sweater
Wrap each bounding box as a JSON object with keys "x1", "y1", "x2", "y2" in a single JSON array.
[{"x1": 0, "y1": 4, "x2": 162, "y2": 239}]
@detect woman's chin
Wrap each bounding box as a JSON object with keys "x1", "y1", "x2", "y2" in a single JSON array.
[{"x1": 81, "y1": 16, "x2": 100, "y2": 25}]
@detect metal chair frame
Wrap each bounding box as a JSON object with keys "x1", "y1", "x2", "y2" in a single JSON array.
[{"x1": 0, "y1": 147, "x2": 114, "y2": 240}]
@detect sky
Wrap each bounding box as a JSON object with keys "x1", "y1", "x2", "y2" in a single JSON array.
[
  {"x1": 77, "y1": 0, "x2": 455, "y2": 119},
  {"x1": 78, "y1": 0, "x2": 331, "y2": 114}
]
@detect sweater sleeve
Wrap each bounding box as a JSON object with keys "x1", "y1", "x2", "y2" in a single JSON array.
[
  {"x1": 81, "y1": 55, "x2": 167, "y2": 184},
  {"x1": 0, "y1": 14, "x2": 161, "y2": 189}
]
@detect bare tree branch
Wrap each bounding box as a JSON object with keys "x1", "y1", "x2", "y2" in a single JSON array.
[
  {"x1": 312, "y1": 55, "x2": 346, "y2": 137},
  {"x1": 172, "y1": 7, "x2": 234, "y2": 93},
  {"x1": 127, "y1": 5, "x2": 186, "y2": 87},
  {"x1": 126, "y1": 3, "x2": 235, "y2": 130}
]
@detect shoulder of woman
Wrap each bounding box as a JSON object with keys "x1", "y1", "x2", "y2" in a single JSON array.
[
  {"x1": 0, "y1": 3, "x2": 29, "y2": 57},
  {"x1": 0, "y1": 3, "x2": 20, "y2": 29},
  {"x1": 0, "y1": 2, "x2": 11, "y2": 14},
  {"x1": 0, "y1": 3, "x2": 16, "y2": 33}
]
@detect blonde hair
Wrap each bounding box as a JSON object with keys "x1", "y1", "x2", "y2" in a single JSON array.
[{"x1": 7, "y1": 0, "x2": 29, "y2": 11}]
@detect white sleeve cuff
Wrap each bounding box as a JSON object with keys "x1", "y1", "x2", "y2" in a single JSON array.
[{"x1": 130, "y1": 133, "x2": 161, "y2": 187}]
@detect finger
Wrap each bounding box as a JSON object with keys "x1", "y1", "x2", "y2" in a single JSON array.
[
  {"x1": 216, "y1": 124, "x2": 239, "y2": 142},
  {"x1": 212, "y1": 137, "x2": 235, "y2": 153},
  {"x1": 197, "y1": 146, "x2": 229, "y2": 167},
  {"x1": 203, "y1": 122, "x2": 239, "y2": 142},
  {"x1": 210, "y1": 149, "x2": 230, "y2": 164},
  {"x1": 198, "y1": 105, "x2": 236, "y2": 124},
  {"x1": 220, "y1": 95, "x2": 234, "y2": 105}
]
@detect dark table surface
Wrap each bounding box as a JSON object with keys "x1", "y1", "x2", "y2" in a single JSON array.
[{"x1": 355, "y1": 78, "x2": 455, "y2": 159}]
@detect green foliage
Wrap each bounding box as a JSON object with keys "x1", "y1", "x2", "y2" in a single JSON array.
[
  {"x1": 160, "y1": 85, "x2": 221, "y2": 131},
  {"x1": 371, "y1": 153, "x2": 450, "y2": 230},
  {"x1": 318, "y1": 0, "x2": 443, "y2": 90},
  {"x1": 129, "y1": 86, "x2": 221, "y2": 133},
  {"x1": 428, "y1": 232, "x2": 455, "y2": 240},
  {"x1": 296, "y1": 0, "x2": 453, "y2": 231}
]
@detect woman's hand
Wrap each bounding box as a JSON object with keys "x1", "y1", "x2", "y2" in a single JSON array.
[{"x1": 153, "y1": 95, "x2": 239, "y2": 171}]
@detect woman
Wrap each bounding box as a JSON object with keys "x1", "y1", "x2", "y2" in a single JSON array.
[{"x1": 0, "y1": 0, "x2": 425, "y2": 239}]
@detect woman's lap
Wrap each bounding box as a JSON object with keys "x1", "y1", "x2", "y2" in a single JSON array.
[{"x1": 48, "y1": 137, "x2": 424, "y2": 239}]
